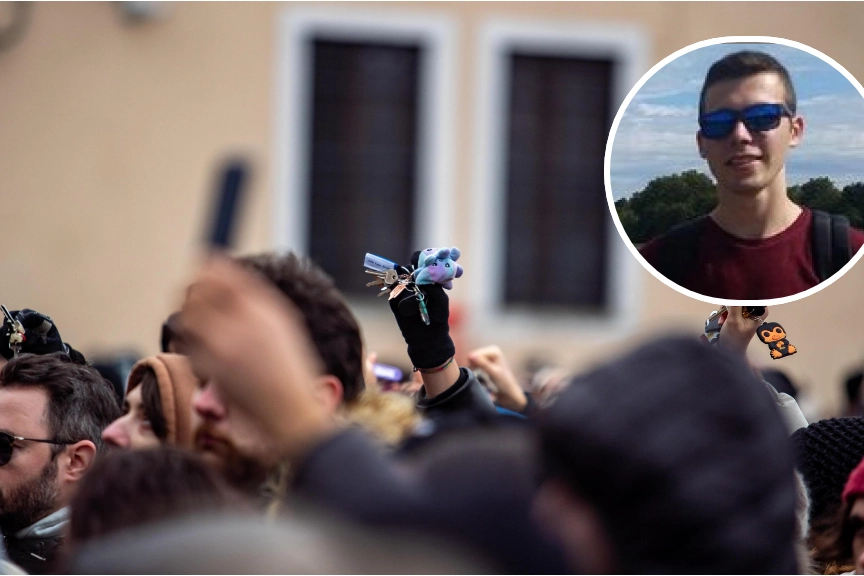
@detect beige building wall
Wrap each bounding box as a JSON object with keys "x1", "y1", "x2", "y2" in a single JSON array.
[{"x1": 1, "y1": 2, "x2": 862, "y2": 416}]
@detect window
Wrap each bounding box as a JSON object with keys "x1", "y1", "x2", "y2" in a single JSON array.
[
  {"x1": 505, "y1": 53, "x2": 614, "y2": 308},
  {"x1": 307, "y1": 40, "x2": 420, "y2": 295},
  {"x1": 471, "y1": 21, "x2": 647, "y2": 337},
  {"x1": 276, "y1": 10, "x2": 455, "y2": 298}
]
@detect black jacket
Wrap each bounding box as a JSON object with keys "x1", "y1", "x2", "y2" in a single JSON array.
[
  {"x1": 3, "y1": 531, "x2": 64, "y2": 574},
  {"x1": 292, "y1": 369, "x2": 569, "y2": 573}
]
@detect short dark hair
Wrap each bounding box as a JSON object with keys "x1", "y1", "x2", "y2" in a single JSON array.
[
  {"x1": 846, "y1": 371, "x2": 864, "y2": 404},
  {"x1": 699, "y1": 50, "x2": 797, "y2": 115},
  {"x1": 160, "y1": 312, "x2": 183, "y2": 354},
  {"x1": 236, "y1": 252, "x2": 365, "y2": 403},
  {"x1": 137, "y1": 367, "x2": 169, "y2": 441},
  {"x1": 0, "y1": 353, "x2": 121, "y2": 452},
  {"x1": 68, "y1": 447, "x2": 246, "y2": 547}
]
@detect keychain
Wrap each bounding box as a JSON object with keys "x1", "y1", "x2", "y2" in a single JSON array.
[
  {"x1": 363, "y1": 248, "x2": 463, "y2": 326},
  {"x1": 1, "y1": 305, "x2": 26, "y2": 357},
  {"x1": 363, "y1": 253, "x2": 430, "y2": 324},
  {"x1": 756, "y1": 323, "x2": 797, "y2": 359},
  {"x1": 701, "y1": 306, "x2": 796, "y2": 360}
]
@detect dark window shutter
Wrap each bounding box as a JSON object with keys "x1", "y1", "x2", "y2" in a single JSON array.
[
  {"x1": 307, "y1": 40, "x2": 420, "y2": 295},
  {"x1": 504, "y1": 53, "x2": 614, "y2": 309}
]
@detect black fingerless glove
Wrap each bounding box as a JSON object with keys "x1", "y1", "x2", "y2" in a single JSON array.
[{"x1": 389, "y1": 251, "x2": 455, "y2": 369}]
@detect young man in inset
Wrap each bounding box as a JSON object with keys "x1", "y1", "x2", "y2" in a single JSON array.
[{"x1": 640, "y1": 50, "x2": 864, "y2": 299}]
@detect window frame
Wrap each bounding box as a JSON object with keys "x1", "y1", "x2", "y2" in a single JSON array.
[
  {"x1": 470, "y1": 20, "x2": 648, "y2": 340},
  {"x1": 275, "y1": 7, "x2": 457, "y2": 273}
]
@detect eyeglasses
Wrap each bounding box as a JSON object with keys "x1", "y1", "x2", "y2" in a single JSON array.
[
  {"x1": 0, "y1": 432, "x2": 68, "y2": 466},
  {"x1": 699, "y1": 103, "x2": 793, "y2": 140}
]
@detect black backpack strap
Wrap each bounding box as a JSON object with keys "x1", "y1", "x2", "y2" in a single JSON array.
[
  {"x1": 811, "y1": 209, "x2": 851, "y2": 281},
  {"x1": 652, "y1": 217, "x2": 707, "y2": 287}
]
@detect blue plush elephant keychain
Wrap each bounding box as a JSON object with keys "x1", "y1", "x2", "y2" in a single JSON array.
[{"x1": 413, "y1": 247, "x2": 464, "y2": 289}]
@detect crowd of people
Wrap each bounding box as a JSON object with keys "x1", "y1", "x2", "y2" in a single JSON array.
[{"x1": 0, "y1": 248, "x2": 862, "y2": 574}]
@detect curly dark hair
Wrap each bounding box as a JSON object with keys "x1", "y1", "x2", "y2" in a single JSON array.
[
  {"x1": 68, "y1": 447, "x2": 247, "y2": 547},
  {"x1": 236, "y1": 252, "x2": 365, "y2": 403}
]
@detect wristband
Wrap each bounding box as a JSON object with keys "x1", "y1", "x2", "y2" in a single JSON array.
[{"x1": 413, "y1": 356, "x2": 455, "y2": 374}]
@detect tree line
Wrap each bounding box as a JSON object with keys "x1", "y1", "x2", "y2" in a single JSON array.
[{"x1": 615, "y1": 170, "x2": 864, "y2": 244}]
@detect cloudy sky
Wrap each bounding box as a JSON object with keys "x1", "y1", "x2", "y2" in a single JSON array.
[{"x1": 609, "y1": 43, "x2": 864, "y2": 199}]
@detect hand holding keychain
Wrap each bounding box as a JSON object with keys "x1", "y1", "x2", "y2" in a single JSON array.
[
  {"x1": 362, "y1": 247, "x2": 464, "y2": 371},
  {"x1": 701, "y1": 305, "x2": 797, "y2": 360}
]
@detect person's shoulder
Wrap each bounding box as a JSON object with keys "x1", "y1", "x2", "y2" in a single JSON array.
[
  {"x1": 638, "y1": 216, "x2": 708, "y2": 265},
  {"x1": 849, "y1": 225, "x2": 864, "y2": 253},
  {"x1": 638, "y1": 234, "x2": 668, "y2": 266}
]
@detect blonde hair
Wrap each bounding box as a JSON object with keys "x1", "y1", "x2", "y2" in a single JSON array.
[
  {"x1": 343, "y1": 388, "x2": 421, "y2": 447},
  {"x1": 263, "y1": 388, "x2": 420, "y2": 518}
]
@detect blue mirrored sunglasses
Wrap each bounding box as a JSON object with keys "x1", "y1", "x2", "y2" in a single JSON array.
[{"x1": 699, "y1": 103, "x2": 793, "y2": 140}]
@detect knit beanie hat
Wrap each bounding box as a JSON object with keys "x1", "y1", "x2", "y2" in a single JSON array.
[
  {"x1": 539, "y1": 335, "x2": 797, "y2": 574},
  {"x1": 792, "y1": 417, "x2": 864, "y2": 523},
  {"x1": 126, "y1": 354, "x2": 199, "y2": 448}
]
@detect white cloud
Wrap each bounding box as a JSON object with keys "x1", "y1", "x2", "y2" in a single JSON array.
[
  {"x1": 632, "y1": 103, "x2": 691, "y2": 118},
  {"x1": 608, "y1": 42, "x2": 864, "y2": 197}
]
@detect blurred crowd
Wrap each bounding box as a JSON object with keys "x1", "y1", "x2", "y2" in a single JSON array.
[{"x1": 1, "y1": 249, "x2": 864, "y2": 574}]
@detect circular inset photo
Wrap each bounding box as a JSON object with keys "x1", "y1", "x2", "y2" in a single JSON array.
[{"x1": 606, "y1": 37, "x2": 864, "y2": 305}]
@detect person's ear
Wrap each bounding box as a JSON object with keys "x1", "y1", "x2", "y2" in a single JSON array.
[
  {"x1": 314, "y1": 374, "x2": 344, "y2": 414},
  {"x1": 696, "y1": 131, "x2": 707, "y2": 158},
  {"x1": 59, "y1": 440, "x2": 97, "y2": 484},
  {"x1": 789, "y1": 115, "x2": 804, "y2": 148},
  {"x1": 532, "y1": 479, "x2": 615, "y2": 573}
]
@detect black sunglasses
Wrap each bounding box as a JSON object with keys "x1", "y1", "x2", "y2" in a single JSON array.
[
  {"x1": 699, "y1": 103, "x2": 793, "y2": 140},
  {"x1": 0, "y1": 432, "x2": 68, "y2": 466}
]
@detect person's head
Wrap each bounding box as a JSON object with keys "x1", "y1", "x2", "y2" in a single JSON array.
[
  {"x1": 792, "y1": 418, "x2": 864, "y2": 532},
  {"x1": 0, "y1": 353, "x2": 120, "y2": 534},
  {"x1": 762, "y1": 367, "x2": 799, "y2": 399},
  {"x1": 1, "y1": 308, "x2": 88, "y2": 365},
  {"x1": 847, "y1": 371, "x2": 864, "y2": 407},
  {"x1": 696, "y1": 50, "x2": 804, "y2": 198},
  {"x1": 160, "y1": 312, "x2": 185, "y2": 355},
  {"x1": 67, "y1": 447, "x2": 245, "y2": 548},
  {"x1": 813, "y1": 456, "x2": 864, "y2": 573},
  {"x1": 534, "y1": 336, "x2": 798, "y2": 573},
  {"x1": 101, "y1": 354, "x2": 199, "y2": 450},
  {"x1": 192, "y1": 252, "x2": 363, "y2": 487}
]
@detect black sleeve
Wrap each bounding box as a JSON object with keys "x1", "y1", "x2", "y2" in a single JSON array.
[
  {"x1": 416, "y1": 367, "x2": 499, "y2": 421},
  {"x1": 292, "y1": 429, "x2": 421, "y2": 524}
]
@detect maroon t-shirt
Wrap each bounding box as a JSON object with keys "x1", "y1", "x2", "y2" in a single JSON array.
[{"x1": 639, "y1": 208, "x2": 864, "y2": 299}]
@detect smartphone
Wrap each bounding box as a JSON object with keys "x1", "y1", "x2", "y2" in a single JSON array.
[
  {"x1": 373, "y1": 363, "x2": 404, "y2": 383},
  {"x1": 206, "y1": 158, "x2": 250, "y2": 249}
]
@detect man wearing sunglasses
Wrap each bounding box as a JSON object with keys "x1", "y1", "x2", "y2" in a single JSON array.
[
  {"x1": 640, "y1": 50, "x2": 864, "y2": 300},
  {"x1": 0, "y1": 353, "x2": 120, "y2": 574}
]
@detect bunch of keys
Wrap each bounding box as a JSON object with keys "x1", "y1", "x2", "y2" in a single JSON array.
[
  {"x1": 702, "y1": 306, "x2": 766, "y2": 344},
  {"x1": 364, "y1": 253, "x2": 431, "y2": 325},
  {"x1": 1, "y1": 305, "x2": 25, "y2": 357}
]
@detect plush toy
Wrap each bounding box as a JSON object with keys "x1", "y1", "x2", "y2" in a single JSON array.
[{"x1": 413, "y1": 247, "x2": 464, "y2": 289}]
